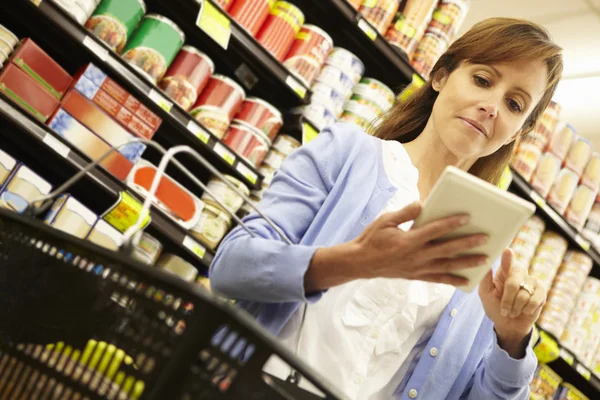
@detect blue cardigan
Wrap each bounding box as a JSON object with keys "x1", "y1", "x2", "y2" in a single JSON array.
[{"x1": 210, "y1": 123, "x2": 536, "y2": 399}]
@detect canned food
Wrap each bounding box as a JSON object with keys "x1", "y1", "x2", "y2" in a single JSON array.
[
  {"x1": 427, "y1": 0, "x2": 470, "y2": 41},
  {"x1": 229, "y1": 0, "x2": 274, "y2": 37},
  {"x1": 539, "y1": 101, "x2": 562, "y2": 134},
  {"x1": 0, "y1": 47, "x2": 8, "y2": 64},
  {"x1": 294, "y1": 103, "x2": 336, "y2": 131},
  {"x1": 347, "y1": 0, "x2": 363, "y2": 9},
  {"x1": 0, "y1": 39, "x2": 12, "y2": 59},
  {"x1": 132, "y1": 231, "x2": 163, "y2": 265},
  {"x1": 122, "y1": 14, "x2": 185, "y2": 83},
  {"x1": 520, "y1": 130, "x2": 547, "y2": 152},
  {"x1": 283, "y1": 24, "x2": 334, "y2": 87},
  {"x1": 560, "y1": 327, "x2": 588, "y2": 356},
  {"x1": 576, "y1": 293, "x2": 600, "y2": 313},
  {"x1": 565, "y1": 185, "x2": 598, "y2": 231},
  {"x1": 384, "y1": 0, "x2": 438, "y2": 59},
  {"x1": 159, "y1": 46, "x2": 215, "y2": 111},
  {"x1": 530, "y1": 364, "x2": 562, "y2": 400},
  {"x1": 234, "y1": 98, "x2": 283, "y2": 141},
  {"x1": 0, "y1": 24, "x2": 18, "y2": 48},
  {"x1": 202, "y1": 174, "x2": 250, "y2": 213},
  {"x1": 214, "y1": 0, "x2": 234, "y2": 11},
  {"x1": 272, "y1": 134, "x2": 301, "y2": 156},
  {"x1": 563, "y1": 250, "x2": 593, "y2": 269},
  {"x1": 547, "y1": 168, "x2": 580, "y2": 214},
  {"x1": 527, "y1": 215, "x2": 546, "y2": 232},
  {"x1": 156, "y1": 254, "x2": 198, "y2": 282},
  {"x1": 256, "y1": 1, "x2": 305, "y2": 62},
  {"x1": 222, "y1": 122, "x2": 271, "y2": 167},
  {"x1": 552, "y1": 280, "x2": 581, "y2": 299},
  {"x1": 411, "y1": 31, "x2": 449, "y2": 80},
  {"x1": 511, "y1": 143, "x2": 542, "y2": 181},
  {"x1": 547, "y1": 124, "x2": 576, "y2": 161},
  {"x1": 567, "y1": 311, "x2": 592, "y2": 329},
  {"x1": 263, "y1": 148, "x2": 286, "y2": 170},
  {"x1": 565, "y1": 137, "x2": 593, "y2": 176},
  {"x1": 554, "y1": 383, "x2": 589, "y2": 400},
  {"x1": 238, "y1": 193, "x2": 262, "y2": 218},
  {"x1": 191, "y1": 75, "x2": 246, "y2": 139},
  {"x1": 359, "y1": 0, "x2": 400, "y2": 35},
  {"x1": 353, "y1": 77, "x2": 395, "y2": 111},
  {"x1": 85, "y1": 0, "x2": 146, "y2": 53},
  {"x1": 339, "y1": 110, "x2": 372, "y2": 131},
  {"x1": 583, "y1": 277, "x2": 600, "y2": 294},
  {"x1": 325, "y1": 47, "x2": 365, "y2": 84},
  {"x1": 316, "y1": 65, "x2": 355, "y2": 97},
  {"x1": 581, "y1": 153, "x2": 600, "y2": 191},
  {"x1": 258, "y1": 164, "x2": 277, "y2": 186},
  {"x1": 191, "y1": 204, "x2": 232, "y2": 250},
  {"x1": 531, "y1": 152, "x2": 562, "y2": 198},
  {"x1": 311, "y1": 82, "x2": 346, "y2": 117},
  {"x1": 346, "y1": 96, "x2": 383, "y2": 120}
]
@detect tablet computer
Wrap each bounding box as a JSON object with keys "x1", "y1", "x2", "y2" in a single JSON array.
[{"x1": 412, "y1": 166, "x2": 536, "y2": 292}]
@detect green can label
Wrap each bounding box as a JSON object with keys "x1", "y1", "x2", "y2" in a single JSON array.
[
  {"x1": 85, "y1": 0, "x2": 146, "y2": 53},
  {"x1": 122, "y1": 14, "x2": 185, "y2": 84}
]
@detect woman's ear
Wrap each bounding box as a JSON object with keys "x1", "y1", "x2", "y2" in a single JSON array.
[{"x1": 431, "y1": 68, "x2": 449, "y2": 92}]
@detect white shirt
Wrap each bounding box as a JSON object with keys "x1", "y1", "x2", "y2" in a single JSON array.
[{"x1": 264, "y1": 140, "x2": 455, "y2": 399}]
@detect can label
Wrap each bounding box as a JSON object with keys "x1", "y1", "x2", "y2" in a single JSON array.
[
  {"x1": 86, "y1": 0, "x2": 146, "y2": 52},
  {"x1": 191, "y1": 106, "x2": 231, "y2": 139}
]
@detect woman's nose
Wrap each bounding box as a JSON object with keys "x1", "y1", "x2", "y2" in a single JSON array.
[{"x1": 478, "y1": 103, "x2": 498, "y2": 119}]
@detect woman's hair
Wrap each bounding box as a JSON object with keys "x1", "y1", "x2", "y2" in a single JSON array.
[{"x1": 372, "y1": 18, "x2": 563, "y2": 184}]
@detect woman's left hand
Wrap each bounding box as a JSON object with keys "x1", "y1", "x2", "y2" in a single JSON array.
[{"x1": 479, "y1": 248, "x2": 547, "y2": 356}]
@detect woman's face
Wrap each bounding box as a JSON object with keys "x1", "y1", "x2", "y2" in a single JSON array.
[{"x1": 430, "y1": 60, "x2": 548, "y2": 160}]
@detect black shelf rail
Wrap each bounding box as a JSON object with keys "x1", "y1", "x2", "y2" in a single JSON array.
[
  {"x1": 15, "y1": 0, "x2": 262, "y2": 190},
  {"x1": 294, "y1": 0, "x2": 423, "y2": 92},
  {"x1": 0, "y1": 93, "x2": 214, "y2": 270}
]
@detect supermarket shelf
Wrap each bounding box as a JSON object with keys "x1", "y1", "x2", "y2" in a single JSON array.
[
  {"x1": 0, "y1": 93, "x2": 214, "y2": 270},
  {"x1": 13, "y1": 0, "x2": 262, "y2": 190},
  {"x1": 509, "y1": 169, "x2": 600, "y2": 273},
  {"x1": 146, "y1": 0, "x2": 311, "y2": 110},
  {"x1": 294, "y1": 0, "x2": 422, "y2": 91}
]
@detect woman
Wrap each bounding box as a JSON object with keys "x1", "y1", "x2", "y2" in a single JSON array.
[{"x1": 210, "y1": 18, "x2": 563, "y2": 400}]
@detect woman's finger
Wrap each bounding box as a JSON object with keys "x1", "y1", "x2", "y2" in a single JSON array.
[
  {"x1": 409, "y1": 214, "x2": 470, "y2": 243},
  {"x1": 500, "y1": 271, "x2": 528, "y2": 317},
  {"x1": 420, "y1": 254, "x2": 489, "y2": 275},
  {"x1": 522, "y1": 279, "x2": 546, "y2": 316},
  {"x1": 509, "y1": 276, "x2": 538, "y2": 318},
  {"x1": 418, "y1": 273, "x2": 470, "y2": 287},
  {"x1": 425, "y1": 234, "x2": 489, "y2": 260}
]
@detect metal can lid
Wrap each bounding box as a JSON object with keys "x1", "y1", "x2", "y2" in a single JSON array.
[
  {"x1": 231, "y1": 120, "x2": 272, "y2": 145},
  {"x1": 211, "y1": 74, "x2": 247, "y2": 99},
  {"x1": 245, "y1": 97, "x2": 283, "y2": 120},
  {"x1": 181, "y1": 45, "x2": 215, "y2": 73},
  {"x1": 204, "y1": 203, "x2": 233, "y2": 224},
  {"x1": 221, "y1": 174, "x2": 251, "y2": 196},
  {"x1": 144, "y1": 14, "x2": 186, "y2": 43},
  {"x1": 136, "y1": 0, "x2": 147, "y2": 13},
  {"x1": 301, "y1": 24, "x2": 334, "y2": 47},
  {"x1": 0, "y1": 25, "x2": 18, "y2": 45}
]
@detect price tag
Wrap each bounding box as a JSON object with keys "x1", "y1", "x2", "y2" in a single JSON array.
[
  {"x1": 285, "y1": 75, "x2": 307, "y2": 99},
  {"x1": 302, "y1": 122, "x2": 319, "y2": 145},
  {"x1": 214, "y1": 142, "x2": 235, "y2": 165},
  {"x1": 358, "y1": 19, "x2": 378, "y2": 41},
  {"x1": 196, "y1": 0, "x2": 231, "y2": 50},
  {"x1": 148, "y1": 89, "x2": 173, "y2": 113},
  {"x1": 83, "y1": 36, "x2": 109, "y2": 61},
  {"x1": 575, "y1": 234, "x2": 591, "y2": 251},
  {"x1": 560, "y1": 348, "x2": 575, "y2": 366},
  {"x1": 43, "y1": 134, "x2": 70, "y2": 158},
  {"x1": 103, "y1": 192, "x2": 151, "y2": 234},
  {"x1": 529, "y1": 190, "x2": 546, "y2": 208},
  {"x1": 236, "y1": 163, "x2": 258, "y2": 185},
  {"x1": 576, "y1": 364, "x2": 592, "y2": 380},
  {"x1": 187, "y1": 120, "x2": 211, "y2": 144},
  {"x1": 183, "y1": 235, "x2": 206, "y2": 259}
]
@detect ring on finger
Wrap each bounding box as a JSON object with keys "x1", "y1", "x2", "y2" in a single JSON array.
[{"x1": 519, "y1": 282, "x2": 535, "y2": 296}]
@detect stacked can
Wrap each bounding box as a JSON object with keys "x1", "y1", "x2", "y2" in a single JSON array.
[
  {"x1": 86, "y1": 0, "x2": 145, "y2": 52},
  {"x1": 561, "y1": 277, "x2": 600, "y2": 367},
  {"x1": 410, "y1": 31, "x2": 448, "y2": 80},
  {"x1": 547, "y1": 168, "x2": 581, "y2": 214},
  {"x1": 340, "y1": 77, "x2": 395, "y2": 130},
  {"x1": 512, "y1": 142, "x2": 543, "y2": 181},
  {"x1": 0, "y1": 25, "x2": 19, "y2": 66},
  {"x1": 530, "y1": 364, "x2": 563, "y2": 400},
  {"x1": 384, "y1": 0, "x2": 438, "y2": 59},
  {"x1": 554, "y1": 383, "x2": 589, "y2": 400},
  {"x1": 347, "y1": 0, "x2": 363, "y2": 10},
  {"x1": 582, "y1": 202, "x2": 600, "y2": 241},
  {"x1": 509, "y1": 216, "x2": 545, "y2": 270},
  {"x1": 547, "y1": 124, "x2": 576, "y2": 161},
  {"x1": 234, "y1": 97, "x2": 283, "y2": 141},
  {"x1": 283, "y1": 25, "x2": 334, "y2": 87},
  {"x1": 565, "y1": 184, "x2": 598, "y2": 231},
  {"x1": 529, "y1": 231, "x2": 568, "y2": 290},
  {"x1": 427, "y1": 0, "x2": 470, "y2": 43},
  {"x1": 256, "y1": 1, "x2": 305, "y2": 62},
  {"x1": 228, "y1": 0, "x2": 276, "y2": 37},
  {"x1": 565, "y1": 137, "x2": 593, "y2": 176},
  {"x1": 538, "y1": 251, "x2": 592, "y2": 339},
  {"x1": 534, "y1": 101, "x2": 562, "y2": 145},
  {"x1": 531, "y1": 152, "x2": 562, "y2": 198},
  {"x1": 214, "y1": 0, "x2": 234, "y2": 12},
  {"x1": 359, "y1": 0, "x2": 400, "y2": 35},
  {"x1": 54, "y1": 0, "x2": 101, "y2": 25}
]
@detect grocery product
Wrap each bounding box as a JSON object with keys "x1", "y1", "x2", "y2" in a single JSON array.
[
  {"x1": 0, "y1": 164, "x2": 52, "y2": 214},
  {"x1": 258, "y1": 164, "x2": 277, "y2": 186},
  {"x1": 565, "y1": 185, "x2": 598, "y2": 231},
  {"x1": 384, "y1": 0, "x2": 438, "y2": 58},
  {"x1": 201, "y1": 174, "x2": 250, "y2": 213},
  {"x1": 352, "y1": 77, "x2": 395, "y2": 111},
  {"x1": 0, "y1": 63, "x2": 60, "y2": 123},
  {"x1": 0, "y1": 39, "x2": 13, "y2": 59},
  {"x1": 263, "y1": 148, "x2": 286, "y2": 170},
  {"x1": 256, "y1": 1, "x2": 305, "y2": 62},
  {"x1": 159, "y1": 46, "x2": 215, "y2": 111},
  {"x1": 0, "y1": 149, "x2": 17, "y2": 187},
  {"x1": 411, "y1": 31, "x2": 449, "y2": 79},
  {"x1": 427, "y1": 0, "x2": 470, "y2": 41},
  {"x1": 52, "y1": 0, "x2": 95, "y2": 24},
  {"x1": 228, "y1": 0, "x2": 274, "y2": 37},
  {"x1": 131, "y1": 231, "x2": 163, "y2": 265},
  {"x1": 283, "y1": 24, "x2": 334, "y2": 87},
  {"x1": 0, "y1": 24, "x2": 19, "y2": 48},
  {"x1": 251, "y1": 182, "x2": 269, "y2": 201},
  {"x1": 222, "y1": 122, "x2": 271, "y2": 168},
  {"x1": 581, "y1": 152, "x2": 600, "y2": 191},
  {"x1": 340, "y1": 110, "x2": 373, "y2": 131},
  {"x1": 191, "y1": 75, "x2": 246, "y2": 139},
  {"x1": 547, "y1": 168, "x2": 579, "y2": 214},
  {"x1": 191, "y1": 203, "x2": 232, "y2": 250},
  {"x1": 359, "y1": 0, "x2": 400, "y2": 35},
  {"x1": 554, "y1": 383, "x2": 589, "y2": 400},
  {"x1": 44, "y1": 194, "x2": 97, "y2": 239},
  {"x1": 214, "y1": 0, "x2": 234, "y2": 11},
  {"x1": 512, "y1": 144, "x2": 542, "y2": 181},
  {"x1": 10, "y1": 38, "x2": 73, "y2": 100},
  {"x1": 310, "y1": 82, "x2": 346, "y2": 117},
  {"x1": 530, "y1": 364, "x2": 562, "y2": 400},
  {"x1": 538, "y1": 101, "x2": 561, "y2": 135},
  {"x1": 325, "y1": 47, "x2": 365, "y2": 84},
  {"x1": 345, "y1": 96, "x2": 383, "y2": 122},
  {"x1": 234, "y1": 98, "x2": 283, "y2": 141},
  {"x1": 87, "y1": 219, "x2": 125, "y2": 251},
  {"x1": 294, "y1": 103, "x2": 336, "y2": 130},
  {"x1": 316, "y1": 65, "x2": 355, "y2": 98},
  {"x1": 547, "y1": 124, "x2": 576, "y2": 161},
  {"x1": 85, "y1": 0, "x2": 146, "y2": 53},
  {"x1": 122, "y1": 14, "x2": 185, "y2": 83},
  {"x1": 156, "y1": 254, "x2": 198, "y2": 282},
  {"x1": 531, "y1": 152, "x2": 561, "y2": 198},
  {"x1": 272, "y1": 134, "x2": 301, "y2": 156},
  {"x1": 565, "y1": 137, "x2": 593, "y2": 176}
]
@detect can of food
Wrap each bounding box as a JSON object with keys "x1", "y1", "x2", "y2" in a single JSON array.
[
  {"x1": 537, "y1": 317, "x2": 568, "y2": 339},
  {"x1": 272, "y1": 134, "x2": 301, "y2": 156},
  {"x1": 583, "y1": 277, "x2": 600, "y2": 294},
  {"x1": 530, "y1": 364, "x2": 563, "y2": 400},
  {"x1": 527, "y1": 215, "x2": 546, "y2": 233},
  {"x1": 560, "y1": 327, "x2": 588, "y2": 356},
  {"x1": 427, "y1": 0, "x2": 470, "y2": 41},
  {"x1": 554, "y1": 383, "x2": 589, "y2": 400},
  {"x1": 159, "y1": 46, "x2": 215, "y2": 111},
  {"x1": 583, "y1": 205, "x2": 600, "y2": 235},
  {"x1": 552, "y1": 280, "x2": 581, "y2": 299},
  {"x1": 251, "y1": 182, "x2": 270, "y2": 201},
  {"x1": 325, "y1": 47, "x2": 365, "y2": 84},
  {"x1": 85, "y1": 0, "x2": 146, "y2": 53},
  {"x1": 576, "y1": 293, "x2": 600, "y2": 313},
  {"x1": 567, "y1": 310, "x2": 592, "y2": 329},
  {"x1": 258, "y1": 164, "x2": 277, "y2": 186},
  {"x1": 411, "y1": 31, "x2": 449, "y2": 80},
  {"x1": 283, "y1": 24, "x2": 334, "y2": 87},
  {"x1": 565, "y1": 137, "x2": 593, "y2": 176},
  {"x1": 191, "y1": 204, "x2": 232, "y2": 250},
  {"x1": 229, "y1": 0, "x2": 274, "y2": 37},
  {"x1": 353, "y1": 77, "x2": 395, "y2": 111},
  {"x1": 132, "y1": 231, "x2": 163, "y2": 265},
  {"x1": 214, "y1": 0, "x2": 234, "y2": 11},
  {"x1": 310, "y1": 82, "x2": 345, "y2": 117},
  {"x1": 346, "y1": 96, "x2": 384, "y2": 121},
  {"x1": 294, "y1": 103, "x2": 336, "y2": 131},
  {"x1": 359, "y1": 0, "x2": 400, "y2": 35},
  {"x1": 511, "y1": 143, "x2": 542, "y2": 181},
  {"x1": 256, "y1": 1, "x2": 305, "y2": 62},
  {"x1": 547, "y1": 124, "x2": 576, "y2": 161},
  {"x1": 191, "y1": 75, "x2": 246, "y2": 138},
  {"x1": 0, "y1": 24, "x2": 18, "y2": 48},
  {"x1": 234, "y1": 97, "x2": 283, "y2": 141},
  {"x1": 263, "y1": 148, "x2": 287, "y2": 170},
  {"x1": 531, "y1": 152, "x2": 562, "y2": 198},
  {"x1": 339, "y1": 110, "x2": 371, "y2": 131},
  {"x1": 384, "y1": 0, "x2": 438, "y2": 59},
  {"x1": 156, "y1": 253, "x2": 198, "y2": 282},
  {"x1": 547, "y1": 168, "x2": 580, "y2": 213},
  {"x1": 52, "y1": 0, "x2": 90, "y2": 24},
  {"x1": 566, "y1": 185, "x2": 598, "y2": 231},
  {"x1": 0, "y1": 39, "x2": 12, "y2": 60},
  {"x1": 581, "y1": 153, "x2": 600, "y2": 191},
  {"x1": 316, "y1": 65, "x2": 355, "y2": 98},
  {"x1": 201, "y1": 174, "x2": 250, "y2": 213},
  {"x1": 222, "y1": 122, "x2": 272, "y2": 167},
  {"x1": 539, "y1": 100, "x2": 562, "y2": 134}
]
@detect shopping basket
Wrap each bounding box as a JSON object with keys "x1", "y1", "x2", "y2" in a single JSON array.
[{"x1": 0, "y1": 140, "x2": 346, "y2": 399}]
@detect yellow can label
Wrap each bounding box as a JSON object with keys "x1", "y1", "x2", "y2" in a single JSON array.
[{"x1": 103, "y1": 192, "x2": 151, "y2": 234}]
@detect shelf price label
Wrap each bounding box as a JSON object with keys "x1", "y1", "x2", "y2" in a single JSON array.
[
  {"x1": 285, "y1": 75, "x2": 307, "y2": 99},
  {"x1": 576, "y1": 364, "x2": 592, "y2": 381},
  {"x1": 214, "y1": 142, "x2": 235, "y2": 166},
  {"x1": 82, "y1": 36, "x2": 109, "y2": 61},
  {"x1": 358, "y1": 18, "x2": 378, "y2": 41},
  {"x1": 43, "y1": 134, "x2": 70, "y2": 159},
  {"x1": 529, "y1": 190, "x2": 546, "y2": 208},
  {"x1": 236, "y1": 162, "x2": 258, "y2": 185},
  {"x1": 183, "y1": 235, "x2": 206, "y2": 259},
  {"x1": 196, "y1": 0, "x2": 231, "y2": 50},
  {"x1": 148, "y1": 89, "x2": 173, "y2": 113},
  {"x1": 187, "y1": 120, "x2": 211, "y2": 144},
  {"x1": 103, "y1": 192, "x2": 151, "y2": 234},
  {"x1": 302, "y1": 122, "x2": 319, "y2": 145},
  {"x1": 575, "y1": 234, "x2": 591, "y2": 251},
  {"x1": 560, "y1": 348, "x2": 575, "y2": 366}
]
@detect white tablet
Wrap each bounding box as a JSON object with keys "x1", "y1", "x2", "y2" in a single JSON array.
[{"x1": 412, "y1": 166, "x2": 536, "y2": 292}]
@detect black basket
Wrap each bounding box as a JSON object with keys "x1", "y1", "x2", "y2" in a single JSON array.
[{"x1": 0, "y1": 208, "x2": 344, "y2": 399}]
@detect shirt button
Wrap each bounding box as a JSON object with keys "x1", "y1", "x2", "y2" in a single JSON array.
[
  {"x1": 354, "y1": 376, "x2": 363, "y2": 384},
  {"x1": 450, "y1": 308, "x2": 458, "y2": 317},
  {"x1": 371, "y1": 329, "x2": 378, "y2": 338},
  {"x1": 429, "y1": 347, "x2": 438, "y2": 357},
  {"x1": 408, "y1": 388, "x2": 418, "y2": 398}
]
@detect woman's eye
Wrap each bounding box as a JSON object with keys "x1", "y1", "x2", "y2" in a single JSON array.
[
  {"x1": 507, "y1": 99, "x2": 523, "y2": 113},
  {"x1": 474, "y1": 75, "x2": 490, "y2": 87}
]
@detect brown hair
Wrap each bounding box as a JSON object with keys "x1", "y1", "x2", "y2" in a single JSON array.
[{"x1": 373, "y1": 18, "x2": 563, "y2": 184}]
